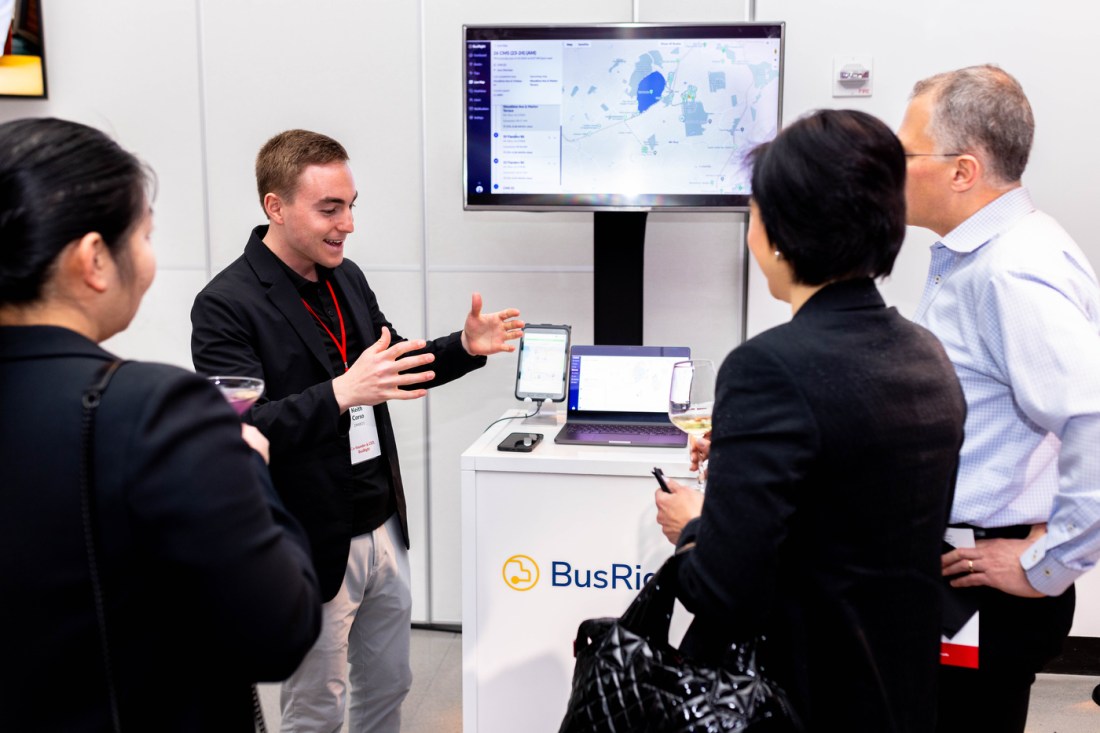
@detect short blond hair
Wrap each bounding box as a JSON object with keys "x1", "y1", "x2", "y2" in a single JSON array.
[{"x1": 255, "y1": 129, "x2": 348, "y2": 212}]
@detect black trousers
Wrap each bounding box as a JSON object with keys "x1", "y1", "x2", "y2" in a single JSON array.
[{"x1": 936, "y1": 584, "x2": 1075, "y2": 733}]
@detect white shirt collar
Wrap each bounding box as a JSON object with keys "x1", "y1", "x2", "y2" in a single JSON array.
[{"x1": 939, "y1": 187, "x2": 1036, "y2": 254}]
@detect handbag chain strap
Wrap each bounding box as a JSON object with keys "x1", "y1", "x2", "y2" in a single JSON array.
[{"x1": 252, "y1": 686, "x2": 268, "y2": 732}]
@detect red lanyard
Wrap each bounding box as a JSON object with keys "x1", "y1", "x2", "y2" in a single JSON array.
[{"x1": 301, "y1": 280, "x2": 349, "y2": 371}]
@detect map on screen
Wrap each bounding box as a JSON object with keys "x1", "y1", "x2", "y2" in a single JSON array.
[{"x1": 465, "y1": 24, "x2": 785, "y2": 210}]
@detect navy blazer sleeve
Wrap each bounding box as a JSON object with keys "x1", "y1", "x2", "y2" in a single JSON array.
[
  {"x1": 111, "y1": 365, "x2": 322, "y2": 680},
  {"x1": 676, "y1": 339, "x2": 819, "y2": 633},
  {"x1": 97, "y1": 365, "x2": 321, "y2": 677}
]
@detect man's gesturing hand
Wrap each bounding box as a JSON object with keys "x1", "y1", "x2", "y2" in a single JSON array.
[
  {"x1": 461, "y1": 292, "x2": 524, "y2": 356},
  {"x1": 333, "y1": 326, "x2": 436, "y2": 411}
]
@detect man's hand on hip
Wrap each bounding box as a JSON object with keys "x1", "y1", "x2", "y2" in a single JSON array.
[{"x1": 943, "y1": 524, "x2": 1047, "y2": 598}]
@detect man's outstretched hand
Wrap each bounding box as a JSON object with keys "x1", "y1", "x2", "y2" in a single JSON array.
[{"x1": 461, "y1": 292, "x2": 524, "y2": 356}]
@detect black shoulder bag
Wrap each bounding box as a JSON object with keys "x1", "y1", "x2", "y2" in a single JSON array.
[
  {"x1": 558, "y1": 545, "x2": 802, "y2": 733},
  {"x1": 80, "y1": 361, "x2": 268, "y2": 733}
]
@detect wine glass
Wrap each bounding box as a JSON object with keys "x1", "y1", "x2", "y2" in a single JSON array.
[
  {"x1": 668, "y1": 360, "x2": 716, "y2": 488},
  {"x1": 207, "y1": 376, "x2": 265, "y2": 416}
]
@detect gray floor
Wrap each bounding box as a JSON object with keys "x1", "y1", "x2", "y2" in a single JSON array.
[
  {"x1": 1026, "y1": 673, "x2": 1100, "y2": 733},
  {"x1": 259, "y1": 628, "x2": 1100, "y2": 732}
]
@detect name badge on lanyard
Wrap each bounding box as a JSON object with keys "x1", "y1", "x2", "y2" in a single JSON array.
[
  {"x1": 349, "y1": 405, "x2": 382, "y2": 464},
  {"x1": 302, "y1": 280, "x2": 385, "y2": 465}
]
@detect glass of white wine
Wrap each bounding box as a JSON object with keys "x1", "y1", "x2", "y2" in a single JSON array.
[{"x1": 668, "y1": 360, "x2": 715, "y2": 488}]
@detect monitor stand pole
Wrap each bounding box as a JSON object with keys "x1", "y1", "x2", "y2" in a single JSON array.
[{"x1": 593, "y1": 211, "x2": 647, "y2": 345}]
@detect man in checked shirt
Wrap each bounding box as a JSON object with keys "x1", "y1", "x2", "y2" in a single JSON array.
[{"x1": 898, "y1": 64, "x2": 1100, "y2": 733}]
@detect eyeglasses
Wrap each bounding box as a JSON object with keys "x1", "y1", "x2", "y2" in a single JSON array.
[{"x1": 904, "y1": 152, "x2": 962, "y2": 158}]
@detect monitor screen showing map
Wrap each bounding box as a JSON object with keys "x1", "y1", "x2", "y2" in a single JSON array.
[{"x1": 463, "y1": 23, "x2": 785, "y2": 211}]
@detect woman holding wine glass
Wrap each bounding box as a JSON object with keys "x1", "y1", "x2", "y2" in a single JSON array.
[
  {"x1": 654, "y1": 109, "x2": 967, "y2": 732},
  {"x1": 0, "y1": 118, "x2": 321, "y2": 731},
  {"x1": 667, "y1": 358, "x2": 716, "y2": 488}
]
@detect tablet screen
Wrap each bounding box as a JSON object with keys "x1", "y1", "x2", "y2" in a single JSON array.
[{"x1": 515, "y1": 325, "x2": 571, "y2": 401}]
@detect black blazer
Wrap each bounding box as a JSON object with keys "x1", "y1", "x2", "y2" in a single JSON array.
[
  {"x1": 676, "y1": 279, "x2": 966, "y2": 733},
  {"x1": 0, "y1": 326, "x2": 321, "y2": 732},
  {"x1": 191, "y1": 226, "x2": 485, "y2": 600}
]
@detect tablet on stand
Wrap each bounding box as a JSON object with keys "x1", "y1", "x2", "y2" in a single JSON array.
[{"x1": 513, "y1": 324, "x2": 570, "y2": 426}]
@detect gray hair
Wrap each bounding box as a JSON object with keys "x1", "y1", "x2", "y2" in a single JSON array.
[{"x1": 911, "y1": 64, "x2": 1033, "y2": 185}]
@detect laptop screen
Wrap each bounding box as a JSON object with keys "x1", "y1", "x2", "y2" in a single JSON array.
[{"x1": 566, "y1": 345, "x2": 691, "y2": 419}]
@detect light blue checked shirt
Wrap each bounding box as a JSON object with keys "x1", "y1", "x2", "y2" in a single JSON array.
[{"x1": 914, "y1": 187, "x2": 1100, "y2": 596}]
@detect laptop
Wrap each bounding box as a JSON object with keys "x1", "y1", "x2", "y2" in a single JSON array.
[{"x1": 554, "y1": 345, "x2": 690, "y2": 447}]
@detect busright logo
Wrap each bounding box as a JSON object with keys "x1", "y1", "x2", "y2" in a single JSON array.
[{"x1": 502, "y1": 554, "x2": 540, "y2": 591}]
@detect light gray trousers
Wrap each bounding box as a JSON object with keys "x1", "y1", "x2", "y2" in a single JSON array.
[{"x1": 280, "y1": 513, "x2": 412, "y2": 733}]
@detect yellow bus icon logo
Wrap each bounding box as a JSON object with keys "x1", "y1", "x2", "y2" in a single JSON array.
[{"x1": 502, "y1": 555, "x2": 540, "y2": 591}]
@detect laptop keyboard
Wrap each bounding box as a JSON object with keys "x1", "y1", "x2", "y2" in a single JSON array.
[{"x1": 563, "y1": 423, "x2": 683, "y2": 437}]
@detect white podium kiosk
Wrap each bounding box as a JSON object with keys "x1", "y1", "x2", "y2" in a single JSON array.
[{"x1": 461, "y1": 412, "x2": 696, "y2": 733}]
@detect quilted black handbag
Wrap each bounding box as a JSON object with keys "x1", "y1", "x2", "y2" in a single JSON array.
[{"x1": 558, "y1": 547, "x2": 801, "y2": 733}]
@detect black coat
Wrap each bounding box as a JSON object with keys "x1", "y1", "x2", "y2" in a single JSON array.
[
  {"x1": 677, "y1": 279, "x2": 966, "y2": 733},
  {"x1": 0, "y1": 325, "x2": 321, "y2": 731},
  {"x1": 191, "y1": 226, "x2": 485, "y2": 600}
]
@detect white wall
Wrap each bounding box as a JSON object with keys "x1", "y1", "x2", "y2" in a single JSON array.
[
  {"x1": 3, "y1": 0, "x2": 1097, "y2": 632},
  {"x1": 0, "y1": 1, "x2": 210, "y2": 368},
  {"x1": 750, "y1": 0, "x2": 1100, "y2": 330}
]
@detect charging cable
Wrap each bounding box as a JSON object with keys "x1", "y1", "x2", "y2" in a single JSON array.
[{"x1": 482, "y1": 398, "x2": 544, "y2": 433}]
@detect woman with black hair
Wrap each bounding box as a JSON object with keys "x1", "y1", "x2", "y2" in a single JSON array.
[
  {"x1": 655, "y1": 109, "x2": 967, "y2": 732},
  {"x1": 0, "y1": 118, "x2": 322, "y2": 731}
]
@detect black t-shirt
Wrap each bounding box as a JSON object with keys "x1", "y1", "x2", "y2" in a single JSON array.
[{"x1": 280, "y1": 262, "x2": 396, "y2": 536}]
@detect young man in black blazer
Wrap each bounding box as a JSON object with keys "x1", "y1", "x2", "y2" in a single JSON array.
[{"x1": 191, "y1": 129, "x2": 523, "y2": 732}]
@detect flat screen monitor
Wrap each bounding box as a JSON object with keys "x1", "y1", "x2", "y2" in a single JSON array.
[{"x1": 464, "y1": 23, "x2": 784, "y2": 212}]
